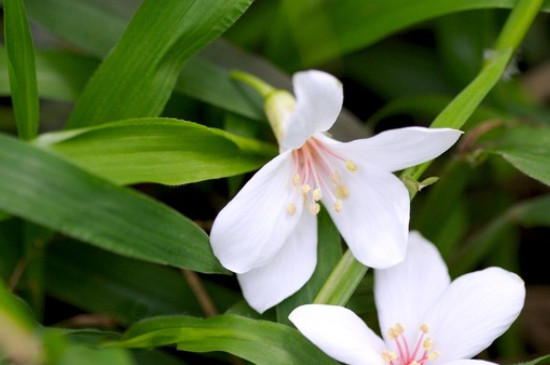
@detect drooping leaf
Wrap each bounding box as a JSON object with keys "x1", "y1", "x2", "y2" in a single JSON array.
[
  {"x1": 115, "y1": 315, "x2": 338, "y2": 365},
  {"x1": 65, "y1": 0, "x2": 253, "y2": 128},
  {"x1": 514, "y1": 354, "x2": 550, "y2": 365},
  {"x1": 0, "y1": 133, "x2": 224, "y2": 273},
  {"x1": 489, "y1": 126, "x2": 550, "y2": 186},
  {"x1": 36, "y1": 118, "x2": 276, "y2": 186},
  {"x1": 3, "y1": 0, "x2": 39, "y2": 139}
]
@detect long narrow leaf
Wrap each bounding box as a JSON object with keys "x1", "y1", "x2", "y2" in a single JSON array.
[
  {"x1": 116, "y1": 315, "x2": 338, "y2": 365},
  {"x1": 65, "y1": 0, "x2": 253, "y2": 128},
  {"x1": 3, "y1": 0, "x2": 39, "y2": 139},
  {"x1": 0, "y1": 133, "x2": 224, "y2": 273},
  {"x1": 35, "y1": 118, "x2": 276, "y2": 186}
]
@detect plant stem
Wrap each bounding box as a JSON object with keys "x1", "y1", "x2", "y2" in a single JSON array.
[{"x1": 230, "y1": 70, "x2": 275, "y2": 98}]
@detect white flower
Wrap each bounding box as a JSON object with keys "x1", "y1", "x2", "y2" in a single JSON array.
[
  {"x1": 210, "y1": 70, "x2": 462, "y2": 313},
  {"x1": 289, "y1": 232, "x2": 526, "y2": 365}
]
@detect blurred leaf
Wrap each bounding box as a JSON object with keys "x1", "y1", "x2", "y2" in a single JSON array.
[
  {"x1": 46, "y1": 240, "x2": 239, "y2": 324},
  {"x1": 0, "y1": 48, "x2": 99, "y2": 102},
  {"x1": 346, "y1": 42, "x2": 454, "y2": 99},
  {"x1": 276, "y1": 210, "x2": 342, "y2": 324},
  {"x1": 515, "y1": 354, "x2": 550, "y2": 365},
  {"x1": 0, "y1": 219, "x2": 22, "y2": 280},
  {"x1": 489, "y1": 126, "x2": 550, "y2": 186},
  {"x1": 0, "y1": 280, "x2": 43, "y2": 364},
  {"x1": 36, "y1": 118, "x2": 276, "y2": 186},
  {"x1": 275, "y1": 0, "x2": 550, "y2": 67},
  {"x1": 133, "y1": 350, "x2": 187, "y2": 365},
  {"x1": 116, "y1": 315, "x2": 338, "y2": 365},
  {"x1": 508, "y1": 195, "x2": 550, "y2": 227},
  {"x1": 435, "y1": 10, "x2": 498, "y2": 87},
  {"x1": 65, "y1": 0, "x2": 253, "y2": 128},
  {"x1": 368, "y1": 94, "x2": 503, "y2": 128},
  {"x1": 0, "y1": 133, "x2": 224, "y2": 273},
  {"x1": 3, "y1": 0, "x2": 39, "y2": 139},
  {"x1": 57, "y1": 344, "x2": 134, "y2": 365}
]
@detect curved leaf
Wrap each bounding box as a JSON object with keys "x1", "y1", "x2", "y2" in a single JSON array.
[
  {"x1": 65, "y1": 0, "x2": 253, "y2": 128},
  {"x1": 116, "y1": 315, "x2": 338, "y2": 365},
  {"x1": 35, "y1": 118, "x2": 275, "y2": 186},
  {"x1": 0, "y1": 133, "x2": 224, "y2": 273},
  {"x1": 489, "y1": 126, "x2": 550, "y2": 186}
]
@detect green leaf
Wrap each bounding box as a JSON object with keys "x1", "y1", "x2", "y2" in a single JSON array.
[
  {"x1": 0, "y1": 133, "x2": 224, "y2": 273},
  {"x1": 514, "y1": 354, "x2": 550, "y2": 365},
  {"x1": 489, "y1": 126, "x2": 550, "y2": 186},
  {"x1": 36, "y1": 118, "x2": 276, "y2": 186},
  {"x1": 57, "y1": 344, "x2": 134, "y2": 365},
  {"x1": 507, "y1": 195, "x2": 550, "y2": 227},
  {"x1": 3, "y1": 0, "x2": 39, "y2": 139},
  {"x1": 46, "y1": 240, "x2": 239, "y2": 324},
  {"x1": 275, "y1": 0, "x2": 550, "y2": 67},
  {"x1": 65, "y1": 0, "x2": 253, "y2": 128},
  {"x1": 0, "y1": 48, "x2": 98, "y2": 102},
  {"x1": 115, "y1": 315, "x2": 338, "y2": 365}
]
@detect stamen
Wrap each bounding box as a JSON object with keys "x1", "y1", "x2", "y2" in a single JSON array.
[
  {"x1": 292, "y1": 174, "x2": 300, "y2": 186},
  {"x1": 381, "y1": 351, "x2": 397, "y2": 363},
  {"x1": 420, "y1": 324, "x2": 429, "y2": 333},
  {"x1": 335, "y1": 185, "x2": 349, "y2": 199},
  {"x1": 300, "y1": 184, "x2": 311, "y2": 194},
  {"x1": 312, "y1": 188, "x2": 322, "y2": 201},
  {"x1": 345, "y1": 160, "x2": 357, "y2": 172},
  {"x1": 330, "y1": 171, "x2": 341, "y2": 185},
  {"x1": 428, "y1": 351, "x2": 440, "y2": 360},
  {"x1": 334, "y1": 200, "x2": 342, "y2": 212},
  {"x1": 422, "y1": 338, "x2": 432, "y2": 351},
  {"x1": 286, "y1": 203, "x2": 296, "y2": 216},
  {"x1": 309, "y1": 203, "x2": 320, "y2": 215}
]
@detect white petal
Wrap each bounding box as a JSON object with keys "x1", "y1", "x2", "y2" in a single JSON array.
[
  {"x1": 335, "y1": 127, "x2": 462, "y2": 172},
  {"x1": 425, "y1": 267, "x2": 526, "y2": 363},
  {"x1": 281, "y1": 70, "x2": 343, "y2": 150},
  {"x1": 289, "y1": 304, "x2": 386, "y2": 365},
  {"x1": 444, "y1": 361, "x2": 498, "y2": 365},
  {"x1": 325, "y1": 167, "x2": 409, "y2": 269},
  {"x1": 237, "y1": 212, "x2": 317, "y2": 313},
  {"x1": 210, "y1": 151, "x2": 304, "y2": 273},
  {"x1": 375, "y1": 231, "x2": 450, "y2": 346}
]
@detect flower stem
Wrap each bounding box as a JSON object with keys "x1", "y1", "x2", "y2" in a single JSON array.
[
  {"x1": 314, "y1": 0, "x2": 543, "y2": 307},
  {"x1": 230, "y1": 70, "x2": 275, "y2": 98},
  {"x1": 313, "y1": 250, "x2": 367, "y2": 305}
]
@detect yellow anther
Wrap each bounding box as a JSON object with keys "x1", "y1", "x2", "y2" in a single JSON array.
[
  {"x1": 423, "y1": 338, "x2": 433, "y2": 351},
  {"x1": 381, "y1": 351, "x2": 397, "y2": 363},
  {"x1": 334, "y1": 199, "x2": 343, "y2": 213},
  {"x1": 335, "y1": 185, "x2": 349, "y2": 199},
  {"x1": 286, "y1": 203, "x2": 296, "y2": 216},
  {"x1": 428, "y1": 351, "x2": 440, "y2": 360},
  {"x1": 309, "y1": 203, "x2": 320, "y2": 215},
  {"x1": 395, "y1": 323, "x2": 404, "y2": 334},
  {"x1": 292, "y1": 174, "x2": 300, "y2": 186},
  {"x1": 312, "y1": 188, "x2": 323, "y2": 201},
  {"x1": 420, "y1": 323, "x2": 429, "y2": 333},
  {"x1": 300, "y1": 184, "x2": 311, "y2": 194},
  {"x1": 345, "y1": 160, "x2": 357, "y2": 172},
  {"x1": 388, "y1": 328, "x2": 397, "y2": 340},
  {"x1": 330, "y1": 171, "x2": 342, "y2": 184}
]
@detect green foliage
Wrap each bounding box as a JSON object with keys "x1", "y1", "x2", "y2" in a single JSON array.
[
  {"x1": 36, "y1": 118, "x2": 275, "y2": 186},
  {"x1": 3, "y1": 0, "x2": 38, "y2": 139},
  {"x1": 0, "y1": 133, "x2": 223, "y2": 273},
  {"x1": 1, "y1": 0, "x2": 550, "y2": 363},
  {"x1": 116, "y1": 314, "x2": 338, "y2": 365}
]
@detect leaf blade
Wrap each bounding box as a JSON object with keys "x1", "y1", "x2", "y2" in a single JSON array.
[{"x1": 0, "y1": 133, "x2": 224, "y2": 273}]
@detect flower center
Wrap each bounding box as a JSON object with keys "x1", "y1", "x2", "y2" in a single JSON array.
[
  {"x1": 380, "y1": 323, "x2": 440, "y2": 365},
  {"x1": 286, "y1": 137, "x2": 356, "y2": 216}
]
